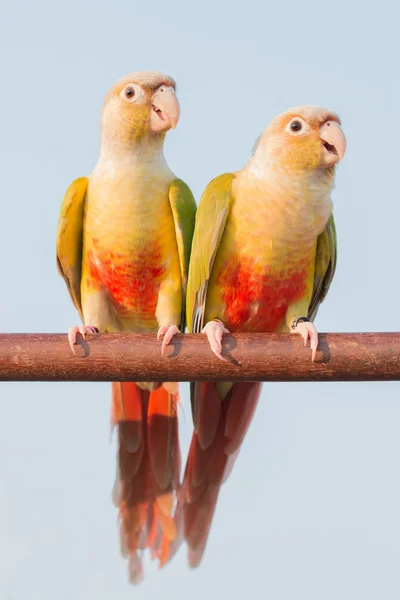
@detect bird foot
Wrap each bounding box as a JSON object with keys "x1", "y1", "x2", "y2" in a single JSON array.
[
  {"x1": 291, "y1": 320, "x2": 318, "y2": 361},
  {"x1": 157, "y1": 325, "x2": 180, "y2": 355},
  {"x1": 202, "y1": 319, "x2": 230, "y2": 361},
  {"x1": 68, "y1": 325, "x2": 98, "y2": 354}
]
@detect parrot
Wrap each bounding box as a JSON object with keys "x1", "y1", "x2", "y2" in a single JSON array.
[
  {"x1": 183, "y1": 105, "x2": 346, "y2": 566},
  {"x1": 56, "y1": 71, "x2": 196, "y2": 582}
]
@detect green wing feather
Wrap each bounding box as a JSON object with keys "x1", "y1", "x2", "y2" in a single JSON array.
[
  {"x1": 56, "y1": 177, "x2": 88, "y2": 321},
  {"x1": 168, "y1": 178, "x2": 197, "y2": 330},
  {"x1": 308, "y1": 214, "x2": 337, "y2": 321},
  {"x1": 186, "y1": 173, "x2": 235, "y2": 333}
]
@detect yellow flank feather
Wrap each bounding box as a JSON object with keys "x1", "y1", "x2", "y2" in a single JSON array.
[
  {"x1": 168, "y1": 178, "x2": 197, "y2": 294},
  {"x1": 56, "y1": 177, "x2": 88, "y2": 319},
  {"x1": 186, "y1": 173, "x2": 234, "y2": 332}
]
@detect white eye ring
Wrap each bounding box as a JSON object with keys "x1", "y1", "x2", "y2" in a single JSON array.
[
  {"x1": 121, "y1": 83, "x2": 146, "y2": 104},
  {"x1": 286, "y1": 117, "x2": 309, "y2": 135}
]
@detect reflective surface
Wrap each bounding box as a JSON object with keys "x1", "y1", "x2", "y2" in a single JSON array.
[{"x1": 1, "y1": 0, "x2": 400, "y2": 596}]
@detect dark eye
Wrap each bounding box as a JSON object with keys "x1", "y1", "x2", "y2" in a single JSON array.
[
  {"x1": 125, "y1": 86, "x2": 135, "y2": 99},
  {"x1": 290, "y1": 120, "x2": 302, "y2": 132}
]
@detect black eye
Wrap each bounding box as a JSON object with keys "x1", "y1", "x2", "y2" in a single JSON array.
[
  {"x1": 290, "y1": 120, "x2": 302, "y2": 132},
  {"x1": 125, "y1": 86, "x2": 135, "y2": 99}
]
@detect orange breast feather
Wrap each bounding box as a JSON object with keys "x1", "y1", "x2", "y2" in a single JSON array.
[
  {"x1": 217, "y1": 255, "x2": 309, "y2": 332},
  {"x1": 87, "y1": 238, "x2": 166, "y2": 319}
]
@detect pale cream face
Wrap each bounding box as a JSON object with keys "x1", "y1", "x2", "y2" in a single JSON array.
[
  {"x1": 255, "y1": 105, "x2": 347, "y2": 172},
  {"x1": 100, "y1": 71, "x2": 180, "y2": 145}
]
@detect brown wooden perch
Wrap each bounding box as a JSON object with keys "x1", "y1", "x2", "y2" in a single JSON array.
[{"x1": 0, "y1": 332, "x2": 398, "y2": 382}]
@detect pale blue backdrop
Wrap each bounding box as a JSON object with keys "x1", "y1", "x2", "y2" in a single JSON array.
[{"x1": 0, "y1": 1, "x2": 399, "y2": 598}]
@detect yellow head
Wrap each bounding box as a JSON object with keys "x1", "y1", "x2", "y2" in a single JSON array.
[
  {"x1": 99, "y1": 71, "x2": 180, "y2": 153},
  {"x1": 253, "y1": 105, "x2": 346, "y2": 174}
]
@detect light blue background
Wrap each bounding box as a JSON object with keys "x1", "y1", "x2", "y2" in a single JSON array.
[{"x1": 0, "y1": 1, "x2": 399, "y2": 598}]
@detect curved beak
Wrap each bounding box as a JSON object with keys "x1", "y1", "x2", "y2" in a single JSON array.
[
  {"x1": 319, "y1": 120, "x2": 347, "y2": 167},
  {"x1": 150, "y1": 86, "x2": 180, "y2": 132}
]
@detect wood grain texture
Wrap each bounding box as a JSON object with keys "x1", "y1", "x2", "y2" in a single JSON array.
[{"x1": 0, "y1": 333, "x2": 398, "y2": 382}]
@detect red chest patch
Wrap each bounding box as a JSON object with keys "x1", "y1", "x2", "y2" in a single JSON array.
[
  {"x1": 87, "y1": 243, "x2": 166, "y2": 319},
  {"x1": 217, "y1": 257, "x2": 308, "y2": 332}
]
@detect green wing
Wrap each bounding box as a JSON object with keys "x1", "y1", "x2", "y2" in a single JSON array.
[
  {"x1": 186, "y1": 173, "x2": 235, "y2": 333},
  {"x1": 168, "y1": 178, "x2": 197, "y2": 330},
  {"x1": 56, "y1": 177, "x2": 88, "y2": 321},
  {"x1": 308, "y1": 214, "x2": 337, "y2": 321}
]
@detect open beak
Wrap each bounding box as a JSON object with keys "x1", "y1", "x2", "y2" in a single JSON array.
[
  {"x1": 150, "y1": 86, "x2": 180, "y2": 132},
  {"x1": 319, "y1": 120, "x2": 346, "y2": 167}
]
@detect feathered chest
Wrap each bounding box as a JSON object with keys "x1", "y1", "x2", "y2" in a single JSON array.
[
  {"x1": 209, "y1": 181, "x2": 333, "y2": 332},
  {"x1": 226, "y1": 182, "x2": 332, "y2": 265},
  {"x1": 82, "y1": 168, "x2": 177, "y2": 315}
]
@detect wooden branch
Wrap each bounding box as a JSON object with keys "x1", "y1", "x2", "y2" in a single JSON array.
[{"x1": 0, "y1": 333, "x2": 398, "y2": 382}]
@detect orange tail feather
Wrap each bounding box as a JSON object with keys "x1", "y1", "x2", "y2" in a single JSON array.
[{"x1": 112, "y1": 381, "x2": 182, "y2": 583}]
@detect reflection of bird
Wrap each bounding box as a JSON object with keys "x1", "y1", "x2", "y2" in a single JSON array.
[
  {"x1": 184, "y1": 106, "x2": 346, "y2": 566},
  {"x1": 56, "y1": 71, "x2": 196, "y2": 582}
]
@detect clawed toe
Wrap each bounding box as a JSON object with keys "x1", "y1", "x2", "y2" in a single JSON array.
[
  {"x1": 68, "y1": 325, "x2": 98, "y2": 354},
  {"x1": 158, "y1": 325, "x2": 180, "y2": 356},
  {"x1": 202, "y1": 319, "x2": 230, "y2": 361},
  {"x1": 292, "y1": 320, "x2": 318, "y2": 361}
]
